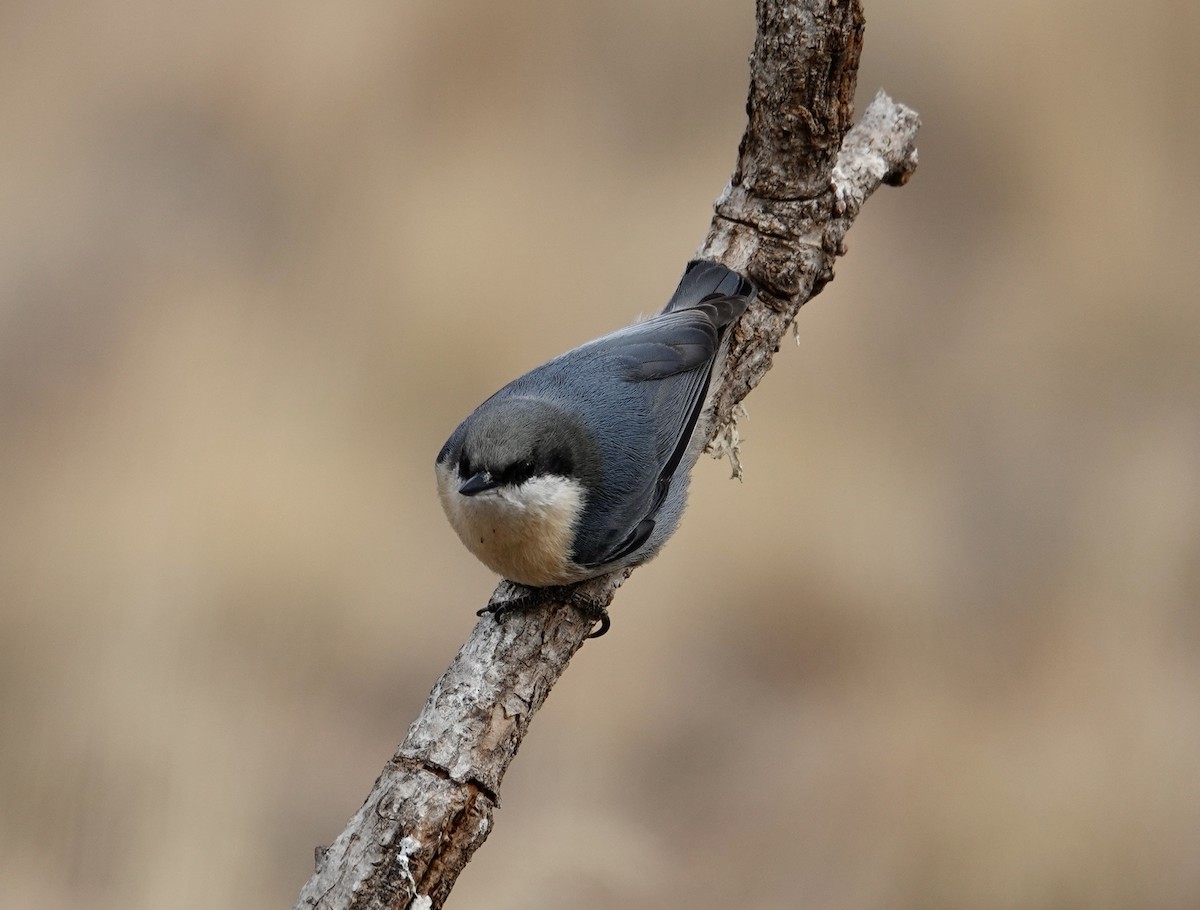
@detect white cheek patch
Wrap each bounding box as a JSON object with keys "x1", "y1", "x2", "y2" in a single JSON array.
[{"x1": 436, "y1": 464, "x2": 589, "y2": 587}]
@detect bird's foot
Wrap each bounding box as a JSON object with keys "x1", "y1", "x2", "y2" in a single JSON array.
[{"x1": 476, "y1": 583, "x2": 611, "y2": 639}]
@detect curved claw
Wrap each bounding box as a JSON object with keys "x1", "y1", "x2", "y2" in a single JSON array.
[
  {"x1": 586, "y1": 611, "x2": 611, "y2": 639},
  {"x1": 476, "y1": 586, "x2": 611, "y2": 640},
  {"x1": 477, "y1": 599, "x2": 523, "y2": 624}
]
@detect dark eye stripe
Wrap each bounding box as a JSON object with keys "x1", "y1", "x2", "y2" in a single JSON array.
[
  {"x1": 547, "y1": 452, "x2": 574, "y2": 477},
  {"x1": 500, "y1": 459, "x2": 535, "y2": 485}
]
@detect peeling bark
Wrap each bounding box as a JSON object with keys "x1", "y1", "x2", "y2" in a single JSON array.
[{"x1": 294, "y1": 2, "x2": 918, "y2": 907}]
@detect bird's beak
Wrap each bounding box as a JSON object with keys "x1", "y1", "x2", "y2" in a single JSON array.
[{"x1": 459, "y1": 471, "x2": 498, "y2": 497}]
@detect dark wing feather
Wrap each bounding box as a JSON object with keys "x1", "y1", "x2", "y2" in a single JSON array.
[
  {"x1": 572, "y1": 294, "x2": 748, "y2": 568},
  {"x1": 589, "y1": 308, "x2": 719, "y2": 381},
  {"x1": 586, "y1": 293, "x2": 748, "y2": 379},
  {"x1": 664, "y1": 260, "x2": 754, "y2": 311}
]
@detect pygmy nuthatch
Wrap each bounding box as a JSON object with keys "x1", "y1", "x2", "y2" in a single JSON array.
[{"x1": 436, "y1": 260, "x2": 754, "y2": 596}]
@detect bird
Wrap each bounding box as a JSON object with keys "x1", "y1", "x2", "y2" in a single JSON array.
[{"x1": 435, "y1": 259, "x2": 754, "y2": 630}]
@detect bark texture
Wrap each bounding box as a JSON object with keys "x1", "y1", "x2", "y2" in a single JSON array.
[{"x1": 295, "y1": 2, "x2": 918, "y2": 907}]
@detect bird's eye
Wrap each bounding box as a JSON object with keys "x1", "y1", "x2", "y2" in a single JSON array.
[
  {"x1": 501, "y1": 459, "x2": 535, "y2": 485},
  {"x1": 459, "y1": 456, "x2": 473, "y2": 479}
]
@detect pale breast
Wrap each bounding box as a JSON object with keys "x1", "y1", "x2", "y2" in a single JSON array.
[{"x1": 435, "y1": 462, "x2": 589, "y2": 587}]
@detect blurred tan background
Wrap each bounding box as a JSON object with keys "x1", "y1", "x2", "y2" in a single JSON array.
[{"x1": 3, "y1": 1, "x2": 1198, "y2": 908}]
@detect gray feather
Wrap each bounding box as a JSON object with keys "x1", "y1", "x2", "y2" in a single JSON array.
[{"x1": 437, "y1": 260, "x2": 755, "y2": 578}]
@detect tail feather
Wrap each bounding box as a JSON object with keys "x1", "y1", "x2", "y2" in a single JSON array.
[{"x1": 663, "y1": 260, "x2": 755, "y2": 314}]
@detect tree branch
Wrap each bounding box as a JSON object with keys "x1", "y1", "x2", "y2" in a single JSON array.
[{"x1": 294, "y1": 2, "x2": 918, "y2": 907}]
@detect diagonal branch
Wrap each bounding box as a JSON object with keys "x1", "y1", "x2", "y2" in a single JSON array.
[{"x1": 294, "y1": 2, "x2": 918, "y2": 908}]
